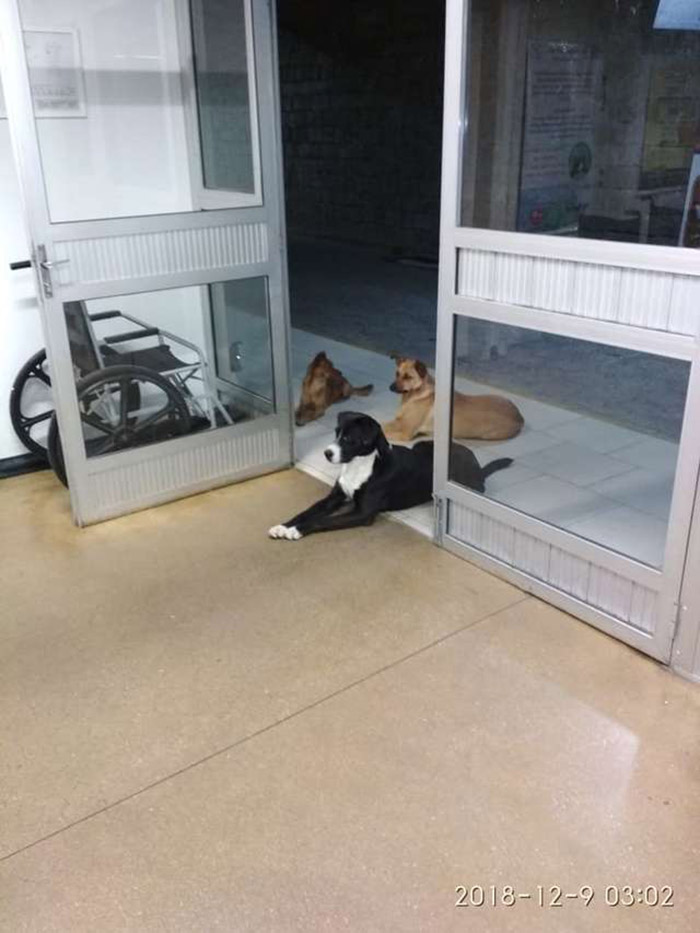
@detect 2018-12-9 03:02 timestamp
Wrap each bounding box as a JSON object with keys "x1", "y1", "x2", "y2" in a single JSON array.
[{"x1": 455, "y1": 885, "x2": 674, "y2": 908}]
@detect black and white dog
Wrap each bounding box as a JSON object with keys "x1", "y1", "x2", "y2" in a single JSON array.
[{"x1": 268, "y1": 412, "x2": 513, "y2": 540}]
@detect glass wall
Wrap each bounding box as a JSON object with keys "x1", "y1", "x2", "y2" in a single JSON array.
[{"x1": 462, "y1": 0, "x2": 700, "y2": 248}]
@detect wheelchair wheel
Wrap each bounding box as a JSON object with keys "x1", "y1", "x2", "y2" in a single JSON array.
[
  {"x1": 9, "y1": 349, "x2": 53, "y2": 458},
  {"x1": 47, "y1": 364, "x2": 192, "y2": 487}
]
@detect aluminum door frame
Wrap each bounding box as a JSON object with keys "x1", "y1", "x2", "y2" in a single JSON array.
[
  {"x1": 0, "y1": 0, "x2": 293, "y2": 525},
  {"x1": 432, "y1": 0, "x2": 700, "y2": 662},
  {"x1": 672, "y1": 473, "x2": 700, "y2": 682}
]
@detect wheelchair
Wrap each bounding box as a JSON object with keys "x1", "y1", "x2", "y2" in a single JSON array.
[{"x1": 10, "y1": 297, "x2": 235, "y2": 485}]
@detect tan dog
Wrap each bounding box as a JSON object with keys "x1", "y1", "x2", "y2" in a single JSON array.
[
  {"x1": 295, "y1": 352, "x2": 373, "y2": 426},
  {"x1": 383, "y1": 355, "x2": 523, "y2": 442}
]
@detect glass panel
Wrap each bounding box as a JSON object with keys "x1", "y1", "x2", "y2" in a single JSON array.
[
  {"x1": 59, "y1": 278, "x2": 274, "y2": 466},
  {"x1": 209, "y1": 278, "x2": 273, "y2": 400},
  {"x1": 15, "y1": 0, "x2": 259, "y2": 222},
  {"x1": 462, "y1": 0, "x2": 700, "y2": 248},
  {"x1": 448, "y1": 316, "x2": 690, "y2": 568},
  {"x1": 191, "y1": 0, "x2": 256, "y2": 194}
]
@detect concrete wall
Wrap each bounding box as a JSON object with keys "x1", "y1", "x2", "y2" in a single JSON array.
[{"x1": 278, "y1": 0, "x2": 444, "y2": 259}]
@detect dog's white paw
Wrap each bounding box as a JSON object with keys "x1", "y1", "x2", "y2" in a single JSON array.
[{"x1": 268, "y1": 524, "x2": 302, "y2": 540}]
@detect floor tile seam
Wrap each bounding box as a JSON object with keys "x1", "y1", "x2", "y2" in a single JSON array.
[{"x1": 0, "y1": 595, "x2": 529, "y2": 866}]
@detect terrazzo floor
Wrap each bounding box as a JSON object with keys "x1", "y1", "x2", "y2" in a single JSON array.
[
  {"x1": 292, "y1": 328, "x2": 679, "y2": 568},
  {"x1": 4, "y1": 469, "x2": 700, "y2": 931}
]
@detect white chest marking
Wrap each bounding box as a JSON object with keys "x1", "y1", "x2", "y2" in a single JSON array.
[{"x1": 338, "y1": 451, "x2": 378, "y2": 498}]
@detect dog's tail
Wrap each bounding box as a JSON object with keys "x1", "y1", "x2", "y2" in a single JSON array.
[
  {"x1": 481, "y1": 457, "x2": 513, "y2": 480},
  {"x1": 351, "y1": 383, "x2": 374, "y2": 397}
]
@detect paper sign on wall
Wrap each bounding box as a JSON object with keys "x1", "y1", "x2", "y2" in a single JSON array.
[
  {"x1": 517, "y1": 40, "x2": 602, "y2": 235},
  {"x1": 0, "y1": 28, "x2": 86, "y2": 119},
  {"x1": 640, "y1": 59, "x2": 700, "y2": 190}
]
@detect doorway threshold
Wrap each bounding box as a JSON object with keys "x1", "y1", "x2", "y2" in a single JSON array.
[{"x1": 293, "y1": 458, "x2": 435, "y2": 541}]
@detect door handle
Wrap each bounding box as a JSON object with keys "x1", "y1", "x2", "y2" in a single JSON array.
[
  {"x1": 9, "y1": 259, "x2": 32, "y2": 270},
  {"x1": 39, "y1": 258, "x2": 69, "y2": 269},
  {"x1": 35, "y1": 245, "x2": 69, "y2": 297}
]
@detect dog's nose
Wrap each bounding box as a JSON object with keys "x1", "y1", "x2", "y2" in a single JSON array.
[
  {"x1": 324, "y1": 448, "x2": 334, "y2": 462},
  {"x1": 389, "y1": 382, "x2": 399, "y2": 393}
]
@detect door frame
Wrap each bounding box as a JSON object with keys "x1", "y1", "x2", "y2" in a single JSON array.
[
  {"x1": 0, "y1": 0, "x2": 294, "y2": 524},
  {"x1": 670, "y1": 472, "x2": 700, "y2": 681},
  {"x1": 433, "y1": 0, "x2": 700, "y2": 662}
]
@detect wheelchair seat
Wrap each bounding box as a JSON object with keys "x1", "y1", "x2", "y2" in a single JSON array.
[{"x1": 101, "y1": 343, "x2": 187, "y2": 373}]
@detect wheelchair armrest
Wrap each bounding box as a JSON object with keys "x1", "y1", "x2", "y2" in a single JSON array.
[
  {"x1": 103, "y1": 327, "x2": 161, "y2": 344},
  {"x1": 89, "y1": 310, "x2": 123, "y2": 321}
]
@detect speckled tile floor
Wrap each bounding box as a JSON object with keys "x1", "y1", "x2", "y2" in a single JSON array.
[{"x1": 1, "y1": 468, "x2": 699, "y2": 932}]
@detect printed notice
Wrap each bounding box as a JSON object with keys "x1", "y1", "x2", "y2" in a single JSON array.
[
  {"x1": 517, "y1": 40, "x2": 602, "y2": 234},
  {"x1": 0, "y1": 29, "x2": 86, "y2": 119}
]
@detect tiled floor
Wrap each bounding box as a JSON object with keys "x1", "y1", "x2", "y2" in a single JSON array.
[
  {"x1": 2, "y1": 468, "x2": 699, "y2": 932},
  {"x1": 288, "y1": 238, "x2": 687, "y2": 439},
  {"x1": 292, "y1": 329, "x2": 678, "y2": 567}
]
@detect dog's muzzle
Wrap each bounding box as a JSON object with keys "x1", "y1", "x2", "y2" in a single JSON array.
[
  {"x1": 389, "y1": 382, "x2": 400, "y2": 393},
  {"x1": 324, "y1": 443, "x2": 341, "y2": 463}
]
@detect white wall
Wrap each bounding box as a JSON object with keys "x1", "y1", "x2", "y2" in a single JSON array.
[{"x1": 0, "y1": 119, "x2": 42, "y2": 459}]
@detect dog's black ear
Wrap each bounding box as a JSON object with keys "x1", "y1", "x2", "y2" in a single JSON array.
[
  {"x1": 361, "y1": 416, "x2": 390, "y2": 458},
  {"x1": 375, "y1": 428, "x2": 391, "y2": 459},
  {"x1": 337, "y1": 410, "x2": 361, "y2": 429},
  {"x1": 414, "y1": 360, "x2": 428, "y2": 379}
]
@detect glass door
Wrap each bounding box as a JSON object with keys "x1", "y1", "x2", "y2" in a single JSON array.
[
  {"x1": 433, "y1": 0, "x2": 700, "y2": 662},
  {"x1": 0, "y1": 0, "x2": 291, "y2": 524}
]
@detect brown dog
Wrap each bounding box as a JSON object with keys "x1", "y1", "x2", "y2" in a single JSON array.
[
  {"x1": 383, "y1": 355, "x2": 523, "y2": 442},
  {"x1": 295, "y1": 352, "x2": 373, "y2": 426}
]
